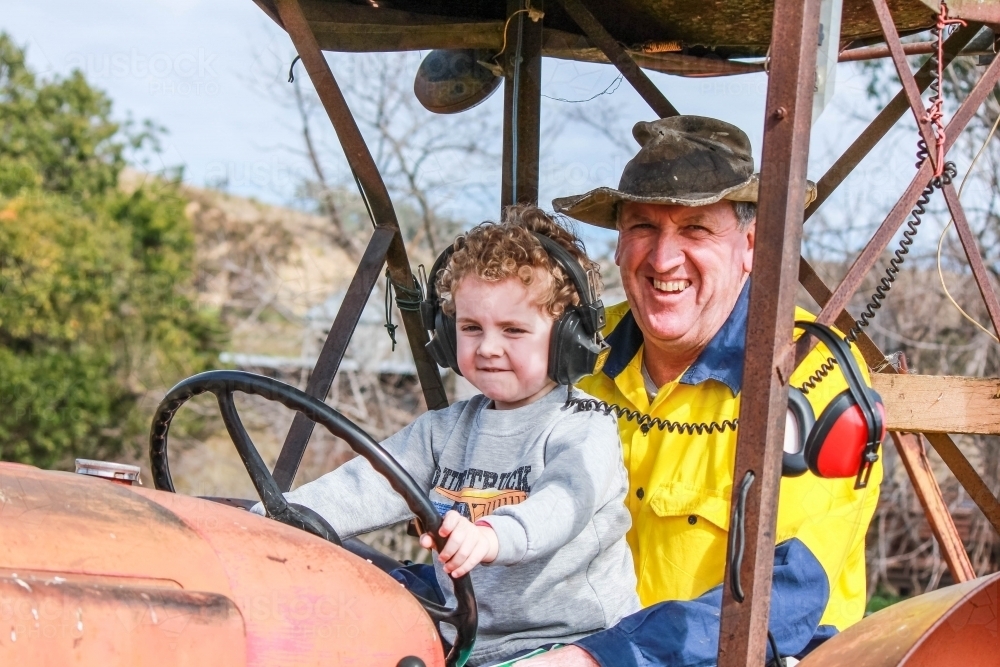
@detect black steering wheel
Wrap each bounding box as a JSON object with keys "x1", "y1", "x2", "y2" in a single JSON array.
[{"x1": 148, "y1": 370, "x2": 477, "y2": 667}]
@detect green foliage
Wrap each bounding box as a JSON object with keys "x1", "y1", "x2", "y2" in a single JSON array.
[
  {"x1": 0, "y1": 33, "x2": 224, "y2": 468},
  {"x1": 866, "y1": 588, "x2": 907, "y2": 615}
]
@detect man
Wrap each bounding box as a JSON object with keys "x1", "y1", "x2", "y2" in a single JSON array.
[{"x1": 519, "y1": 116, "x2": 881, "y2": 666}]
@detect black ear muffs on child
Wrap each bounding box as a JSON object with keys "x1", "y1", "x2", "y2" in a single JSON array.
[{"x1": 421, "y1": 232, "x2": 609, "y2": 386}]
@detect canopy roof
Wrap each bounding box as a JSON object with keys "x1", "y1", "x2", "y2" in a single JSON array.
[{"x1": 254, "y1": 0, "x2": 945, "y2": 76}]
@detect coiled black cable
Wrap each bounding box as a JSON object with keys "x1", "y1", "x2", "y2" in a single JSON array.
[
  {"x1": 564, "y1": 389, "x2": 738, "y2": 435},
  {"x1": 798, "y1": 356, "x2": 838, "y2": 395},
  {"x1": 845, "y1": 163, "x2": 955, "y2": 344},
  {"x1": 918, "y1": 13, "x2": 944, "y2": 172},
  {"x1": 564, "y1": 364, "x2": 840, "y2": 431},
  {"x1": 846, "y1": 16, "x2": 957, "y2": 344}
]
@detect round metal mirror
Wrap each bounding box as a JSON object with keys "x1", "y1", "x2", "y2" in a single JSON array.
[{"x1": 414, "y1": 49, "x2": 502, "y2": 114}]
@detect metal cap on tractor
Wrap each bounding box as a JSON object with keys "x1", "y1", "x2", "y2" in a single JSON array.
[{"x1": 75, "y1": 459, "x2": 142, "y2": 486}]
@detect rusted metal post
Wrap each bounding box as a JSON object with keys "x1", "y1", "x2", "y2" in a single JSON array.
[
  {"x1": 272, "y1": 0, "x2": 448, "y2": 418},
  {"x1": 814, "y1": 51, "x2": 1000, "y2": 330},
  {"x1": 925, "y1": 432, "x2": 1000, "y2": 537},
  {"x1": 272, "y1": 228, "x2": 395, "y2": 491},
  {"x1": 555, "y1": 0, "x2": 678, "y2": 118},
  {"x1": 716, "y1": 1, "x2": 820, "y2": 665},
  {"x1": 870, "y1": 0, "x2": 941, "y2": 169},
  {"x1": 890, "y1": 431, "x2": 977, "y2": 582},
  {"x1": 501, "y1": 0, "x2": 543, "y2": 208},
  {"x1": 805, "y1": 23, "x2": 979, "y2": 219}
]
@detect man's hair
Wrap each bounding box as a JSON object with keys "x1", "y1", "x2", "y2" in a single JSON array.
[
  {"x1": 436, "y1": 205, "x2": 601, "y2": 319},
  {"x1": 732, "y1": 201, "x2": 757, "y2": 231}
]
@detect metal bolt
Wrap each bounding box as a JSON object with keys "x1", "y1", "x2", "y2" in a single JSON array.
[{"x1": 774, "y1": 106, "x2": 787, "y2": 120}]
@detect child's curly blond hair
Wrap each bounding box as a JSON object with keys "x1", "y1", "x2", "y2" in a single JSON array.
[{"x1": 436, "y1": 205, "x2": 601, "y2": 319}]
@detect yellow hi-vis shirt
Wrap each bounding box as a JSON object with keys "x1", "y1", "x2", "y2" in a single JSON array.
[{"x1": 577, "y1": 297, "x2": 882, "y2": 632}]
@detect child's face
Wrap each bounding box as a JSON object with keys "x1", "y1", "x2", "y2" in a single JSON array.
[{"x1": 452, "y1": 273, "x2": 557, "y2": 410}]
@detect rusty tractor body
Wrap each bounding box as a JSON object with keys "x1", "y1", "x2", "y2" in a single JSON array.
[{"x1": 0, "y1": 461, "x2": 443, "y2": 666}]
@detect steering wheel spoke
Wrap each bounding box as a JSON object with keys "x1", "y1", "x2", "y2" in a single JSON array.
[
  {"x1": 217, "y1": 391, "x2": 343, "y2": 546},
  {"x1": 216, "y1": 391, "x2": 284, "y2": 512},
  {"x1": 149, "y1": 370, "x2": 477, "y2": 667}
]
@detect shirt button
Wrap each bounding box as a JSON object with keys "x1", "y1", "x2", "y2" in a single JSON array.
[
  {"x1": 688, "y1": 515, "x2": 698, "y2": 525},
  {"x1": 636, "y1": 487, "x2": 644, "y2": 500}
]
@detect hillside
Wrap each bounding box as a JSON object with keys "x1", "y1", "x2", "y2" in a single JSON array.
[{"x1": 155, "y1": 182, "x2": 425, "y2": 509}]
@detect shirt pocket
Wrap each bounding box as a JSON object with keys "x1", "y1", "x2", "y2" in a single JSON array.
[{"x1": 647, "y1": 482, "x2": 731, "y2": 532}]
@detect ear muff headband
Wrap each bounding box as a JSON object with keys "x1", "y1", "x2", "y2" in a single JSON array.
[
  {"x1": 795, "y1": 321, "x2": 882, "y2": 451},
  {"x1": 532, "y1": 234, "x2": 606, "y2": 334},
  {"x1": 530, "y1": 234, "x2": 609, "y2": 385}
]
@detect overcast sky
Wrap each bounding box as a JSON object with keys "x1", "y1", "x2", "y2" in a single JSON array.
[{"x1": 6, "y1": 0, "x2": 937, "y2": 255}]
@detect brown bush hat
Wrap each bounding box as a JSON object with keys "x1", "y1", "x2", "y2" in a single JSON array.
[{"x1": 553, "y1": 115, "x2": 817, "y2": 229}]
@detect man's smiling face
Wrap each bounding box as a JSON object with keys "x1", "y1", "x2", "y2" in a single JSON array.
[{"x1": 615, "y1": 200, "x2": 755, "y2": 362}]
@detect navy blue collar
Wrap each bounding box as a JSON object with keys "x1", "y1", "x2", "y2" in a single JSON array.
[{"x1": 602, "y1": 280, "x2": 750, "y2": 396}]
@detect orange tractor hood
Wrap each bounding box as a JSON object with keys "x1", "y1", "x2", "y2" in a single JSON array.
[{"x1": 0, "y1": 461, "x2": 443, "y2": 666}]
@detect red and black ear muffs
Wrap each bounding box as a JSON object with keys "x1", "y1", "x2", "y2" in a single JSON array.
[
  {"x1": 419, "y1": 232, "x2": 609, "y2": 386},
  {"x1": 781, "y1": 321, "x2": 886, "y2": 489}
]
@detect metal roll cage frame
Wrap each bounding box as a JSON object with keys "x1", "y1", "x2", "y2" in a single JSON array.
[{"x1": 149, "y1": 0, "x2": 1000, "y2": 664}]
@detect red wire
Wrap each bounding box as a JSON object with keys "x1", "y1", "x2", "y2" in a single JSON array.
[{"x1": 924, "y1": 1, "x2": 966, "y2": 177}]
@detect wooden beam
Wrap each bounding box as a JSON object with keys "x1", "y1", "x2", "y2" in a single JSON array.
[
  {"x1": 309, "y1": 21, "x2": 503, "y2": 52},
  {"x1": 874, "y1": 374, "x2": 1000, "y2": 435},
  {"x1": 256, "y1": 0, "x2": 760, "y2": 76},
  {"x1": 915, "y1": 0, "x2": 1000, "y2": 23}
]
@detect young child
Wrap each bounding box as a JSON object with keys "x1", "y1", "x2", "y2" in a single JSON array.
[{"x1": 267, "y1": 206, "x2": 639, "y2": 666}]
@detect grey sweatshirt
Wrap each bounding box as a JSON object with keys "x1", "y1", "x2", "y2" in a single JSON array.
[{"x1": 283, "y1": 385, "x2": 640, "y2": 665}]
